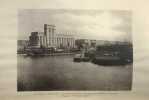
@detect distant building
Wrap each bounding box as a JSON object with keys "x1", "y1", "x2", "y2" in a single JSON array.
[
  {"x1": 17, "y1": 40, "x2": 29, "y2": 53},
  {"x1": 95, "y1": 40, "x2": 111, "y2": 46},
  {"x1": 96, "y1": 40, "x2": 132, "y2": 46},
  {"x1": 28, "y1": 24, "x2": 75, "y2": 49},
  {"x1": 56, "y1": 33, "x2": 75, "y2": 49},
  {"x1": 17, "y1": 40, "x2": 28, "y2": 48},
  {"x1": 75, "y1": 39, "x2": 96, "y2": 49},
  {"x1": 29, "y1": 32, "x2": 44, "y2": 48}
]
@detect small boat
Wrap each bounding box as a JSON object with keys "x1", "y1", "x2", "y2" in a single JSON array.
[
  {"x1": 73, "y1": 54, "x2": 82, "y2": 62},
  {"x1": 73, "y1": 53, "x2": 90, "y2": 62}
]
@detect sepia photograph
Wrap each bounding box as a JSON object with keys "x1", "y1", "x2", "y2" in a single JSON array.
[{"x1": 17, "y1": 9, "x2": 133, "y2": 91}]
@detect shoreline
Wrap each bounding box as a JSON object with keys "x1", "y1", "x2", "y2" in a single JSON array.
[{"x1": 17, "y1": 52, "x2": 76, "y2": 56}]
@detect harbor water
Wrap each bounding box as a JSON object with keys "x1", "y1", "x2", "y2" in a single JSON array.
[{"x1": 17, "y1": 55, "x2": 132, "y2": 91}]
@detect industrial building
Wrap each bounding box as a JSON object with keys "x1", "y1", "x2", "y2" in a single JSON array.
[{"x1": 29, "y1": 24, "x2": 75, "y2": 49}]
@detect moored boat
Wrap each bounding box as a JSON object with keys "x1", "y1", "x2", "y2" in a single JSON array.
[{"x1": 73, "y1": 53, "x2": 90, "y2": 62}]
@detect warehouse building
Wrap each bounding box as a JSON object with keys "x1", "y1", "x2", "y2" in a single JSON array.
[{"x1": 29, "y1": 24, "x2": 75, "y2": 49}]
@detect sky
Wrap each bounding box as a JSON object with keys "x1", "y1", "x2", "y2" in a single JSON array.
[{"x1": 18, "y1": 9, "x2": 132, "y2": 42}]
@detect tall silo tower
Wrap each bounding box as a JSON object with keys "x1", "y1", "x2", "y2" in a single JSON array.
[{"x1": 44, "y1": 24, "x2": 56, "y2": 47}]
